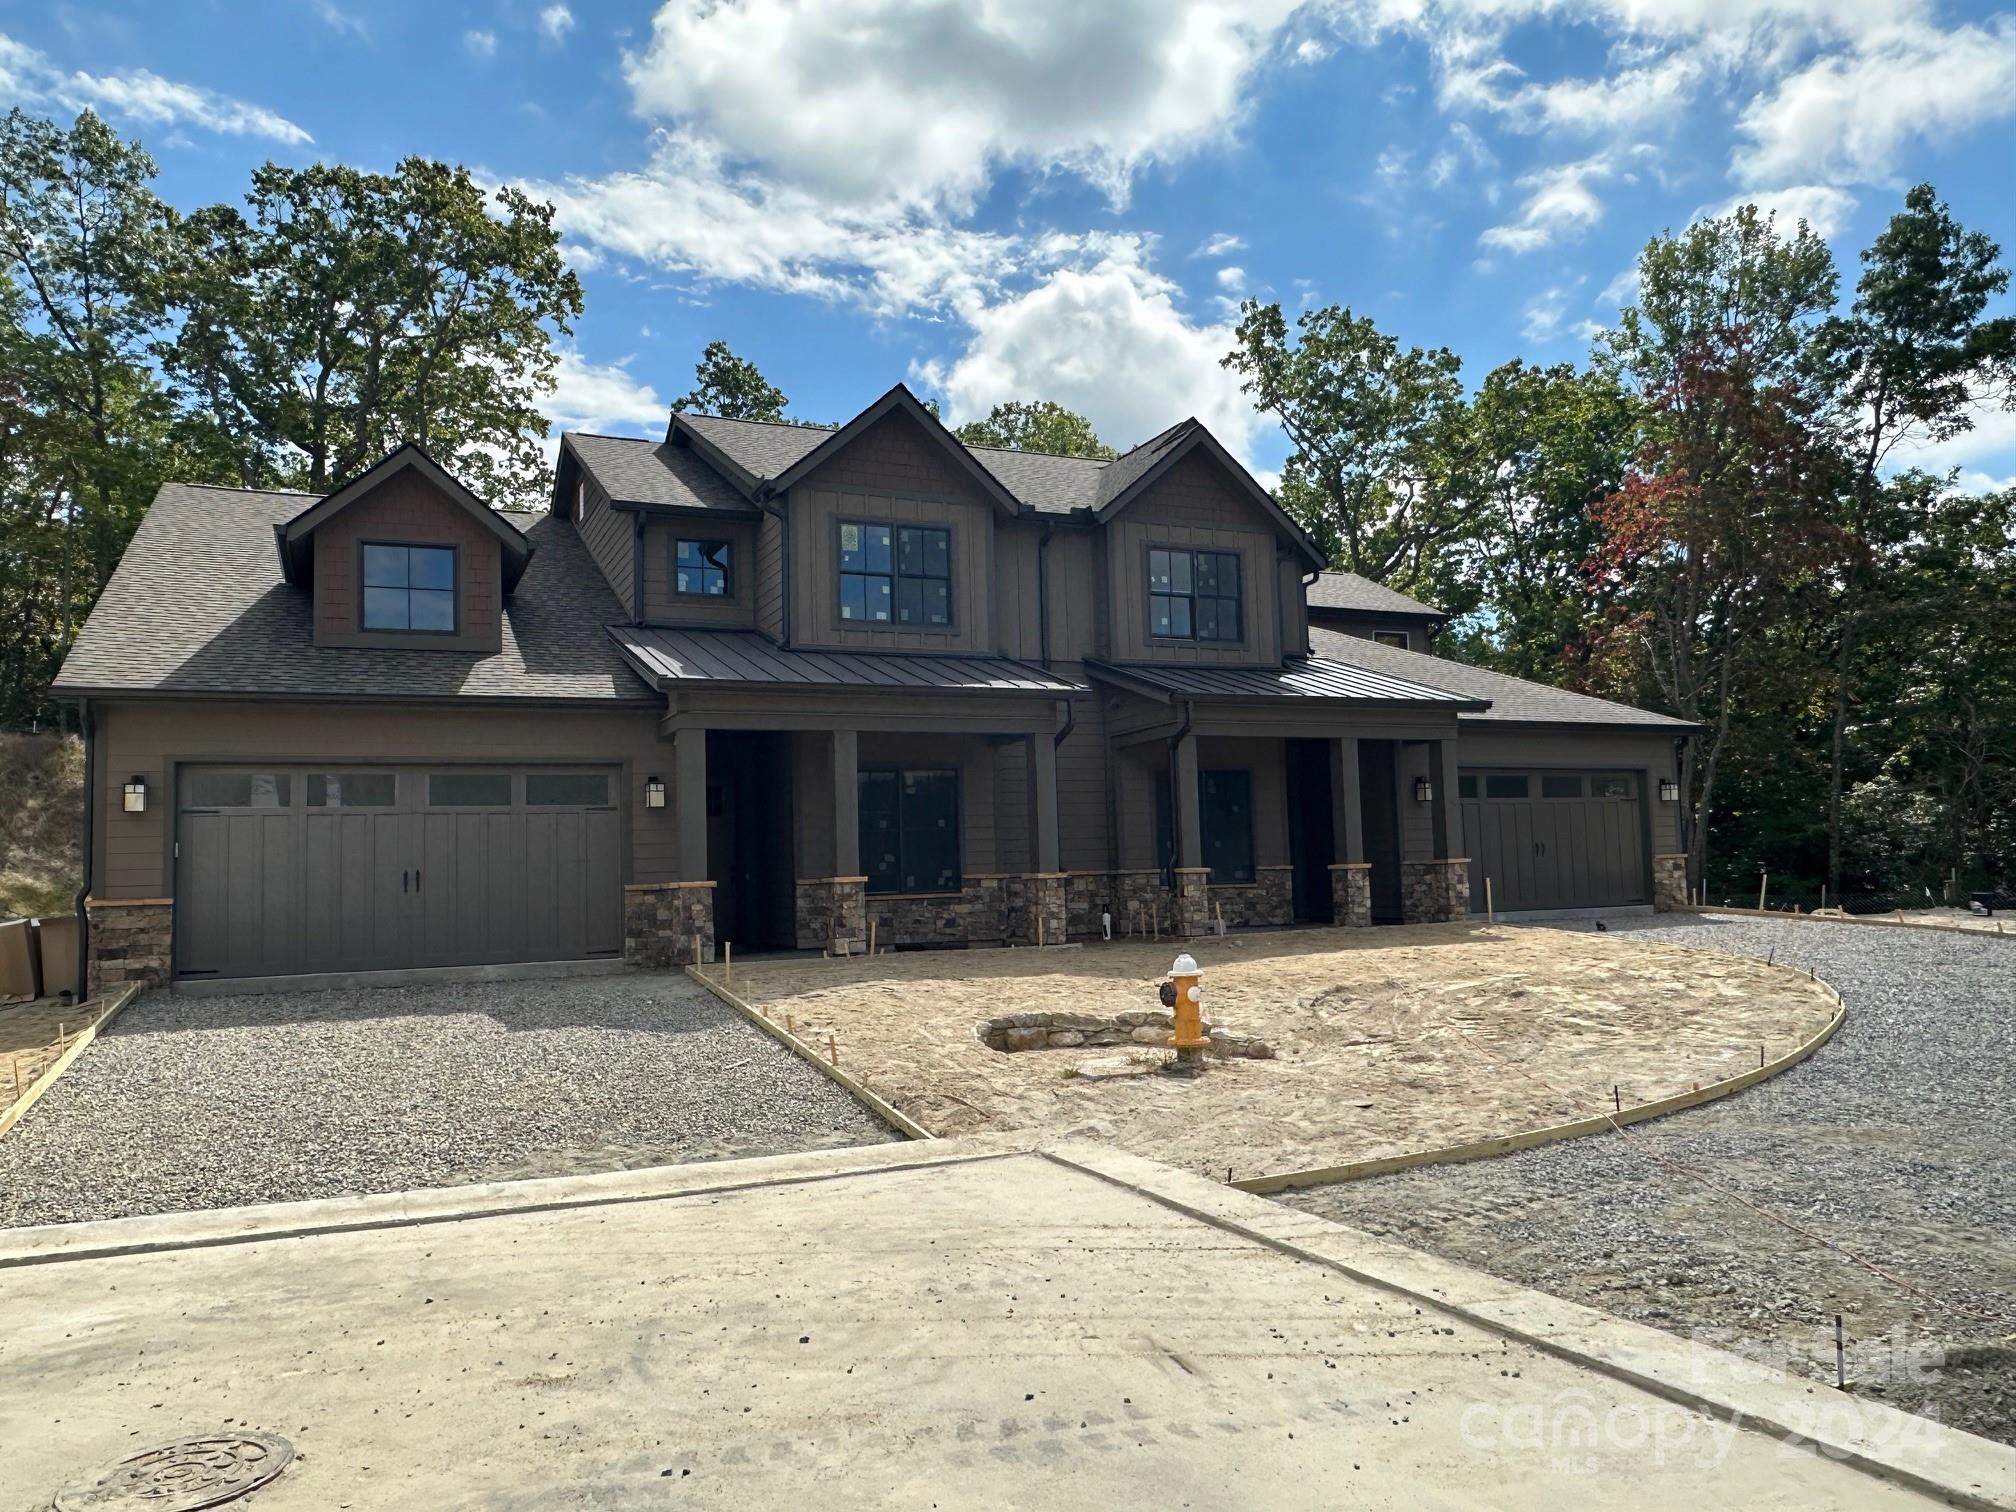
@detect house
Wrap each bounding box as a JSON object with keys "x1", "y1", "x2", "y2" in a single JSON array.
[{"x1": 54, "y1": 383, "x2": 1695, "y2": 992}]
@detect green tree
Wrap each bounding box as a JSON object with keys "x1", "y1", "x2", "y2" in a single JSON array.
[
  {"x1": 952, "y1": 400, "x2": 1114, "y2": 458},
  {"x1": 1222, "y1": 301, "x2": 1465, "y2": 591},
  {"x1": 673, "y1": 340, "x2": 789, "y2": 421},
  {"x1": 163, "y1": 158, "x2": 583, "y2": 509},
  {"x1": 1808, "y1": 184, "x2": 2016, "y2": 894}
]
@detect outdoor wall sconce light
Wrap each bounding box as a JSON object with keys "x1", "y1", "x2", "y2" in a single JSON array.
[
  {"x1": 122, "y1": 775, "x2": 148, "y2": 813},
  {"x1": 644, "y1": 776, "x2": 666, "y2": 809},
  {"x1": 1659, "y1": 778, "x2": 1681, "y2": 802},
  {"x1": 1413, "y1": 777, "x2": 1434, "y2": 803}
]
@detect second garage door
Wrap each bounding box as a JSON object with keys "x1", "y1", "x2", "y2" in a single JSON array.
[
  {"x1": 1460, "y1": 769, "x2": 1648, "y2": 913},
  {"x1": 175, "y1": 765, "x2": 622, "y2": 980}
]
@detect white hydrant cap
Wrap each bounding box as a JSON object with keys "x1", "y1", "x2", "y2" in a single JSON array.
[{"x1": 1170, "y1": 953, "x2": 1200, "y2": 976}]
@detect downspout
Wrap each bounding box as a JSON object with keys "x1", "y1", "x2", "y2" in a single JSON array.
[
  {"x1": 1036, "y1": 524, "x2": 1055, "y2": 669},
  {"x1": 1164, "y1": 697, "x2": 1195, "y2": 879},
  {"x1": 73, "y1": 698, "x2": 94, "y2": 998}
]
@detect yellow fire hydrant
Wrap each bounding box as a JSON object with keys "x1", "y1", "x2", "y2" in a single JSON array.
[{"x1": 1166, "y1": 951, "x2": 1210, "y2": 1067}]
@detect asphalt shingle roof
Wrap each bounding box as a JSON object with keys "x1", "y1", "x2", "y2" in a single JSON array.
[
  {"x1": 1308, "y1": 627, "x2": 1694, "y2": 728},
  {"x1": 1092, "y1": 421, "x2": 1191, "y2": 510},
  {"x1": 677, "y1": 413, "x2": 830, "y2": 480},
  {"x1": 1306, "y1": 571, "x2": 1445, "y2": 619},
  {"x1": 54, "y1": 483, "x2": 653, "y2": 702},
  {"x1": 566, "y1": 433, "x2": 750, "y2": 512}
]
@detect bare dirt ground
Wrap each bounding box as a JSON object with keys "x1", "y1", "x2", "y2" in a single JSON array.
[{"x1": 726, "y1": 923, "x2": 1837, "y2": 1183}]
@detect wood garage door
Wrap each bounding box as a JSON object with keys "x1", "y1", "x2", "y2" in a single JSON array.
[
  {"x1": 1460, "y1": 770, "x2": 1648, "y2": 913},
  {"x1": 175, "y1": 765, "x2": 621, "y2": 979}
]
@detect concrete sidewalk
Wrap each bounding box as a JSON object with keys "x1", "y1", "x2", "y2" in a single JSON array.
[{"x1": 2, "y1": 1139, "x2": 2008, "y2": 1511}]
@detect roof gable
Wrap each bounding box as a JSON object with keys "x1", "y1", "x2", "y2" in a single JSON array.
[
  {"x1": 767, "y1": 385, "x2": 1024, "y2": 515},
  {"x1": 278, "y1": 444, "x2": 533, "y2": 591},
  {"x1": 1093, "y1": 422, "x2": 1324, "y2": 568}
]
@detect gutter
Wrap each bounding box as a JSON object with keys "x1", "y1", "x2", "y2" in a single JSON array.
[{"x1": 73, "y1": 698, "x2": 93, "y2": 997}]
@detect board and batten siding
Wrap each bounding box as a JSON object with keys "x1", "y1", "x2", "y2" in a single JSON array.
[
  {"x1": 573, "y1": 468, "x2": 636, "y2": 620},
  {"x1": 311, "y1": 472, "x2": 504, "y2": 653},
  {"x1": 755, "y1": 512, "x2": 785, "y2": 640},
  {"x1": 91, "y1": 700, "x2": 675, "y2": 901},
  {"x1": 640, "y1": 516, "x2": 758, "y2": 628},
  {"x1": 1105, "y1": 450, "x2": 1283, "y2": 668},
  {"x1": 782, "y1": 411, "x2": 998, "y2": 655}
]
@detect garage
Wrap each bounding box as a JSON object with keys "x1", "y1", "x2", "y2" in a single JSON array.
[
  {"x1": 1460, "y1": 769, "x2": 1648, "y2": 914},
  {"x1": 174, "y1": 765, "x2": 622, "y2": 979}
]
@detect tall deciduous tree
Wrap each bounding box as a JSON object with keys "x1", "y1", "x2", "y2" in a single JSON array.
[
  {"x1": 1222, "y1": 301, "x2": 1465, "y2": 591},
  {"x1": 672, "y1": 340, "x2": 790, "y2": 421},
  {"x1": 162, "y1": 158, "x2": 582, "y2": 509},
  {"x1": 1809, "y1": 184, "x2": 2016, "y2": 895},
  {"x1": 952, "y1": 400, "x2": 1114, "y2": 458}
]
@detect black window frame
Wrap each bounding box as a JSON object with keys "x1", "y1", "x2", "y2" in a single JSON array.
[
  {"x1": 1199, "y1": 768, "x2": 1256, "y2": 883},
  {"x1": 672, "y1": 537, "x2": 734, "y2": 598},
  {"x1": 1151, "y1": 766, "x2": 1257, "y2": 885},
  {"x1": 836, "y1": 519, "x2": 954, "y2": 630},
  {"x1": 359, "y1": 540, "x2": 458, "y2": 635},
  {"x1": 1372, "y1": 630, "x2": 1410, "y2": 649},
  {"x1": 1147, "y1": 546, "x2": 1243, "y2": 644},
  {"x1": 858, "y1": 765, "x2": 962, "y2": 896}
]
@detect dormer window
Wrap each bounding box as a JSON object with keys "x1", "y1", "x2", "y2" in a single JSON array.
[
  {"x1": 1373, "y1": 631, "x2": 1409, "y2": 649},
  {"x1": 1149, "y1": 547, "x2": 1241, "y2": 643},
  {"x1": 362, "y1": 543, "x2": 457, "y2": 633},
  {"x1": 675, "y1": 539, "x2": 732, "y2": 596}
]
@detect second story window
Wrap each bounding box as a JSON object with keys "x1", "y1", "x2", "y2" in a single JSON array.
[
  {"x1": 1373, "y1": 631, "x2": 1409, "y2": 649},
  {"x1": 839, "y1": 521, "x2": 951, "y2": 628},
  {"x1": 675, "y1": 539, "x2": 732, "y2": 596},
  {"x1": 1149, "y1": 547, "x2": 1241, "y2": 643},
  {"x1": 362, "y1": 543, "x2": 455, "y2": 632}
]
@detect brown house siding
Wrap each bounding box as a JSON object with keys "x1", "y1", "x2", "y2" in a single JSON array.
[
  {"x1": 574, "y1": 469, "x2": 636, "y2": 620},
  {"x1": 311, "y1": 472, "x2": 504, "y2": 653},
  {"x1": 755, "y1": 511, "x2": 785, "y2": 640},
  {"x1": 640, "y1": 517, "x2": 758, "y2": 627},
  {"x1": 92, "y1": 700, "x2": 675, "y2": 901}
]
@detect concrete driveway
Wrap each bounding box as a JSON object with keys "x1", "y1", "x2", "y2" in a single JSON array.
[{"x1": 3, "y1": 1139, "x2": 2005, "y2": 1511}]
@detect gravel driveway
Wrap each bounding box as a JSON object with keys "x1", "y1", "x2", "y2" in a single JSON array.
[
  {"x1": 0, "y1": 972, "x2": 894, "y2": 1230},
  {"x1": 1281, "y1": 913, "x2": 2016, "y2": 1447}
]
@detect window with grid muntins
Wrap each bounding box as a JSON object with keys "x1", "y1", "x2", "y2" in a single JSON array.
[
  {"x1": 838, "y1": 522, "x2": 951, "y2": 627},
  {"x1": 858, "y1": 767, "x2": 961, "y2": 894},
  {"x1": 1149, "y1": 547, "x2": 1241, "y2": 642},
  {"x1": 675, "y1": 539, "x2": 732, "y2": 596},
  {"x1": 361, "y1": 544, "x2": 455, "y2": 632}
]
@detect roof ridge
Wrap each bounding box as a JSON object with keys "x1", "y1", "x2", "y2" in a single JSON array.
[
  {"x1": 679, "y1": 411, "x2": 838, "y2": 432},
  {"x1": 566, "y1": 429, "x2": 665, "y2": 443},
  {"x1": 170, "y1": 480, "x2": 325, "y2": 498},
  {"x1": 960, "y1": 440, "x2": 1114, "y2": 466}
]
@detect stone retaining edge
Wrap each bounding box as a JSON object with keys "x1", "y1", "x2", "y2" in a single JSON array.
[
  {"x1": 684, "y1": 965, "x2": 936, "y2": 1141},
  {"x1": 1231, "y1": 972, "x2": 1847, "y2": 1195}
]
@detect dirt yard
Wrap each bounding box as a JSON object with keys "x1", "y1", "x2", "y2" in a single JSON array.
[{"x1": 725, "y1": 923, "x2": 1838, "y2": 1182}]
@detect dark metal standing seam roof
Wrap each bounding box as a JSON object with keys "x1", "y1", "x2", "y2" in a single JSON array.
[
  {"x1": 611, "y1": 625, "x2": 1084, "y2": 695},
  {"x1": 1085, "y1": 656, "x2": 1490, "y2": 708}
]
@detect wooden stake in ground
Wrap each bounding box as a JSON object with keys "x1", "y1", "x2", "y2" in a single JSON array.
[
  {"x1": 1758, "y1": 873, "x2": 1768, "y2": 912},
  {"x1": 723, "y1": 940, "x2": 732, "y2": 987},
  {"x1": 1485, "y1": 876, "x2": 1495, "y2": 926},
  {"x1": 868, "y1": 918, "x2": 877, "y2": 957},
  {"x1": 827, "y1": 1034, "x2": 839, "y2": 1066}
]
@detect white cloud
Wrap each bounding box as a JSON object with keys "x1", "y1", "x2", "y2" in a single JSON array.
[
  {"x1": 1733, "y1": 18, "x2": 2016, "y2": 187},
  {"x1": 1427, "y1": 121, "x2": 1495, "y2": 189},
  {"x1": 916, "y1": 241, "x2": 1267, "y2": 464},
  {"x1": 1702, "y1": 184, "x2": 1857, "y2": 239},
  {"x1": 1479, "y1": 151, "x2": 1616, "y2": 252},
  {"x1": 1193, "y1": 231, "x2": 1246, "y2": 258},
  {"x1": 1521, "y1": 286, "x2": 1569, "y2": 341},
  {"x1": 464, "y1": 29, "x2": 498, "y2": 60},
  {"x1": 0, "y1": 31, "x2": 310, "y2": 144},
  {"x1": 619, "y1": 0, "x2": 1307, "y2": 211},
  {"x1": 1215, "y1": 265, "x2": 1247, "y2": 293},
  {"x1": 1886, "y1": 400, "x2": 2016, "y2": 484},
  {"x1": 311, "y1": 2, "x2": 370, "y2": 40},
  {"x1": 541, "y1": 352, "x2": 666, "y2": 434},
  {"x1": 539, "y1": 6, "x2": 576, "y2": 45}
]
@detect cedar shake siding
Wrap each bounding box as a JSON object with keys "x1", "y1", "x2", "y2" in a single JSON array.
[{"x1": 312, "y1": 471, "x2": 504, "y2": 653}]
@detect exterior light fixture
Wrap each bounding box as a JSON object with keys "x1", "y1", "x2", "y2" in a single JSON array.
[
  {"x1": 1413, "y1": 777, "x2": 1434, "y2": 803},
  {"x1": 122, "y1": 776, "x2": 148, "y2": 813},
  {"x1": 1659, "y1": 778, "x2": 1681, "y2": 803},
  {"x1": 644, "y1": 776, "x2": 666, "y2": 810}
]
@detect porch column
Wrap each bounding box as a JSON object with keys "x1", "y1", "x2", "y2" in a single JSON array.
[
  {"x1": 1429, "y1": 737, "x2": 1461, "y2": 859},
  {"x1": 1172, "y1": 729, "x2": 1203, "y2": 871},
  {"x1": 673, "y1": 725, "x2": 707, "y2": 881},
  {"x1": 1328, "y1": 735, "x2": 1372, "y2": 927},
  {"x1": 1030, "y1": 731, "x2": 1060, "y2": 874},
  {"x1": 1399, "y1": 737, "x2": 1469, "y2": 925},
  {"x1": 831, "y1": 728, "x2": 859, "y2": 877}
]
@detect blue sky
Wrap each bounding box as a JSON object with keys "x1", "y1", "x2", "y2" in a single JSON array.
[{"x1": 5, "y1": 1, "x2": 2015, "y2": 489}]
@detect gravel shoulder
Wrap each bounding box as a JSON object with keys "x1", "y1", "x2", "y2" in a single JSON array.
[
  {"x1": 0, "y1": 971, "x2": 894, "y2": 1229},
  {"x1": 1280, "y1": 913, "x2": 2016, "y2": 1447}
]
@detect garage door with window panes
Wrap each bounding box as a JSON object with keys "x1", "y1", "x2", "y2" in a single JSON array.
[
  {"x1": 174, "y1": 764, "x2": 621, "y2": 979},
  {"x1": 1459, "y1": 769, "x2": 1648, "y2": 913}
]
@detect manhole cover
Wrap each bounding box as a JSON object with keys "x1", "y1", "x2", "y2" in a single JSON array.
[{"x1": 53, "y1": 1433, "x2": 294, "y2": 1511}]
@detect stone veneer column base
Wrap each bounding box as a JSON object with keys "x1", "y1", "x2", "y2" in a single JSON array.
[
  {"x1": 1025, "y1": 873, "x2": 1068, "y2": 946},
  {"x1": 796, "y1": 877, "x2": 868, "y2": 952},
  {"x1": 1206, "y1": 866, "x2": 1294, "y2": 930},
  {"x1": 1653, "y1": 853, "x2": 1691, "y2": 912},
  {"x1": 624, "y1": 881, "x2": 715, "y2": 967},
  {"x1": 1329, "y1": 863, "x2": 1373, "y2": 927},
  {"x1": 1173, "y1": 868, "x2": 1212, "y2": 938},
  {"x1": 1400, "y1": 858, "x2": 1470, "y2": 923},
  {"x1": 85, "y1": 897, "x2": 173, "y2": 996}
]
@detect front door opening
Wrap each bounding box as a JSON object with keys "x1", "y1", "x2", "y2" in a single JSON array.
[
  {"x1": 706, "y1": 731, "x2": 796, "y2": 952},
  {"x1": 1285, "y1": 738, "x2": 1335, "y2": 923}
]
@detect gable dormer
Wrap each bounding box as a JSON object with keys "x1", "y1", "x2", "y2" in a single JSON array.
[{"x1": 275, "y1": 444, "x2": 530, "y2": 654}]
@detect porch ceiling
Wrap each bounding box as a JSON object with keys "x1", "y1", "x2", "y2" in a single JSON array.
[{"x1": 611, "y1": 625, "x2": 1084, "y2": 696}]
